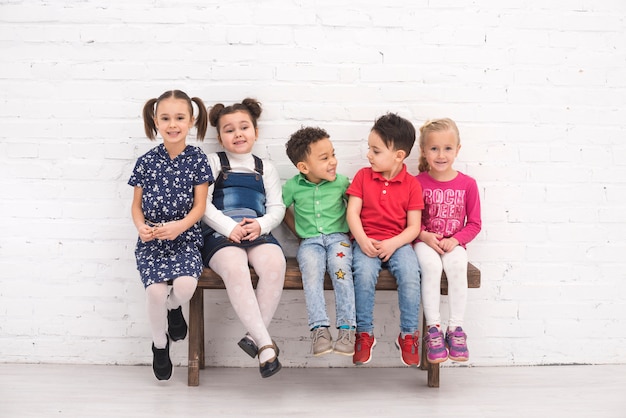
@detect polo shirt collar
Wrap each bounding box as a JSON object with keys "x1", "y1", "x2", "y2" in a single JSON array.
[{"x1": 371, "y1": 164, "x2": 408, "y2": 183}]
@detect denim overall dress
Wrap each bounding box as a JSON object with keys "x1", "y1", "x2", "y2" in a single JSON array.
[{"x1": 200, "y1": 152, "x2": 280, "y2": 265}]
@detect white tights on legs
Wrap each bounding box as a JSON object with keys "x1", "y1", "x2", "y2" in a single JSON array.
[
  {"x1": 247, "y1": 244, "x2": 286, "y2": 328},
  {"x1": 415, "y1": 243, "x2": 468, "y2": 330},
  {"x1": 166, "y1": 275, "x2": 197, "y2": 310},
  {"x1": 208, "y1": 245, "x2": 285, "y2": 363},
  {"x1": 146, "y1": 276, "x2": 197, "y2": 349}
]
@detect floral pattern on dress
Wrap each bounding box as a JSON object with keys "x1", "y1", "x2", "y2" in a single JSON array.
[{"x1": 128, "y1": 144, "x2": 213, "y2": 287}]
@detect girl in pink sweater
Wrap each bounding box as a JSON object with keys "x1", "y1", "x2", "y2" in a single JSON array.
[{"x1": 414, "y1": 118, "x2": 481, "y2": 364}]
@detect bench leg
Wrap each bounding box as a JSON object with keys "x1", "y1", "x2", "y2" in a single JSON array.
[
  {"x1": 199, "y1": 290, "x2": 205, "y2": 370},
  {"x1": 427, "y1": 362, "x2": 440, "y2": 388},
  {"x1": 420, "y1": 309, "x2": 440, "y2": 387},
  {"x1": 187, "y1": 287, "x2": 203, "y2": 386}
]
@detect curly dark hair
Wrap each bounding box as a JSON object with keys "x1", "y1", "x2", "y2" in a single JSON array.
[{"x1": 285, "y1": 126, "x2": 330, "y2": 166}]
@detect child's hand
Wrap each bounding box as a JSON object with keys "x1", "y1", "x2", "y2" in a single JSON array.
[
  {"x1": 419, "y1": 230, "x2": 445, "y2": 255},
  {"x1": 152, "y1": 221, "x2": 184, "y2": 241},
  {"x1": 373, "y1": 238, "x2": 399, "y2": 262},
  {"x1": 228, "y1": 223, "x2": 248, "y2": 243},
  {"x1": 138, "y1": 224, "x2": 156, "y2": 243},
  {"x1": 359, "y1": 238, "x2": 382, "y2": 258},
  {"x1": 438, "y1": 237, "x2": 459, "y2": 253},
  {"x1": 240, "y1": 218, "x2": 261, "y2": 241}
]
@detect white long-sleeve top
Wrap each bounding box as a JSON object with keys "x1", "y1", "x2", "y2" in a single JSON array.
[{"x1": 202, "y1": 151, "x2": 286, "y2": 238}]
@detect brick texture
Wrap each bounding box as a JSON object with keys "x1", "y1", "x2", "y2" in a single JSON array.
[{"x1": 1, "y1": 1, "x2": 625, "y2": 368}]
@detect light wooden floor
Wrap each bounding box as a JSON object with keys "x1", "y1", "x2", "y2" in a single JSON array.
[{"x1": 2, "y1": 363, "x2": 624, "y2": 417}]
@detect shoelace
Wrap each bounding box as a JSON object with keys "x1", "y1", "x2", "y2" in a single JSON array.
[
  {"x1": 401, "y1": 335, "x2": 418, "y2": 351},
  {"x1": 336, "y1": 330, "x2": 353, "y2": 344},
  {"x1": 357, "y1": 334, "x2": 374, "y2": 349},
  {"x1": 428, "y1": 332, "x2": 445, "y2": 348},
  {"x1": 312, "y1": 328, "x2": 329, "y2": 343},
  {"x1": 449, "y1": 333, "x2": 466, "y2": 346}
]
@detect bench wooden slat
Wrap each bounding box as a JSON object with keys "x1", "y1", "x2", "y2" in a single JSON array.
[
  {"x1": 198, "y1": 257, "x2": 481, "y2": 293},
  {"x1": 189, "y1": 257, "x2": 481, "y2": 388}
]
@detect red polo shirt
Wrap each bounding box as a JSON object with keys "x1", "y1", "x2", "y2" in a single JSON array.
[{"x1": 346, "y1": 164, "x2": 424, "y2": 241}]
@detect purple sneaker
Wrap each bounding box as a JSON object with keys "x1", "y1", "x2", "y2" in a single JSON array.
[
  {"x1": 446, "y1": 326, "x2": 469, "y2": 361},
  {"x1": 424, "y1": 326, "x2": 448, "y2": 364}
]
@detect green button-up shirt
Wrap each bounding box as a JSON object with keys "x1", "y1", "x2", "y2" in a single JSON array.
[{"x1": 282, "y1": 173, "x2": 350, "y2": 238}]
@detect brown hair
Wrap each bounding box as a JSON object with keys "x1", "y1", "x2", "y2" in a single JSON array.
[
  {"x1": 418, "y1": 118, "x2": 460, "y2": 172},
  {"x1": 142, "y1": 90, "x2": 208, "y2": 140},
  {"x1": 208, "y1": 98, "x2": 262, "y2": 135}
]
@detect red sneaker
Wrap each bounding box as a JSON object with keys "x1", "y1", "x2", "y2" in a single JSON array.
[
  {"x1": 353, "y1": 332, "x2": 376, "y2": 365},
  {"x1": 395, "y1": 333, "x2": 420, "y2": 367}
]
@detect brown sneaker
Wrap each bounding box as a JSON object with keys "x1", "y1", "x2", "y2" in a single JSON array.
[
  {"x1": 311, "y1": 327, "x2": 333, "y2": 356},
  {"x1": 333, "y1": 328, "x2": 356, "y2": 356}
]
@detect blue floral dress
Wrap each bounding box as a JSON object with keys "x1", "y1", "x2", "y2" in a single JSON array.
[{"x1": 128, "y1": 144, "x2": 213, "y2": 288}]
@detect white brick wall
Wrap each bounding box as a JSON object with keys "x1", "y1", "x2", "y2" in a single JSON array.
[{"x1": 1, "y1": 1, "x2": 625, "y2": 368}]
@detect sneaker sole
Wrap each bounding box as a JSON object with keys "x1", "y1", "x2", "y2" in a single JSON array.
[
  {"x1": 395, "y1": 339, "x2": 420, "y2": 368},
  {"x1": 353, "y1": 339, "x2": 376, "y2": 365},
  {"x1": 313, "y1": 347, "x2": 333, "y2": 356},
  {"x1": 333, "y1": 348, "x2": 355, "y2": 356},
  {"x1": 426, "y1": 345, "x2": 448, "y2": 364},
  {"x1": 427, "y1": 355, "x2": 448, "y2": 364},
  {"x1": 446, "y1": 342, "x2": 468, "y2": 361},
  {"x1": 154, "y1": 365, "x2": 173, "y2": 381}
]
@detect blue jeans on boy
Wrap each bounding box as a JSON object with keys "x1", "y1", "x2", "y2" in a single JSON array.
[
  {"x1": 352, "y1": 242, "x2": 421, "y2": 334},
  {"x1": 297, "y1": 233, "x2": 356, "y2": 329}
]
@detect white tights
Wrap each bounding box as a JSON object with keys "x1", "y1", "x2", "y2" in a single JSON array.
[
  {"x1": 209, "y1": 244, "x2": 286, "y2": 363},
  {"x1": 146, "y1": 275, "x2": 197, "y2": 349},
  {"x1": 414, "y1": 242, "x2": 468, "y2": 330}
]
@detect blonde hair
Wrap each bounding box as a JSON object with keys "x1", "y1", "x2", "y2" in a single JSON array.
[{"x1": 418, "y1": 118, "x2": 460, "y2": 173}]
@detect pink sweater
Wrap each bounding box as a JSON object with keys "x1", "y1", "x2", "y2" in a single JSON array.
[{"x1": 415, "y1": 171, "x2": 481, "y2": 247}]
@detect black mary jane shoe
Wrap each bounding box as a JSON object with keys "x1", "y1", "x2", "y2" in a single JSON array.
[
  {"x1": 167, "y1": 306, "x2": 188, "y2": 341},
  {"x1": 152, "y1": 339, "x2": 172, "y2": 381},
  {"x1": 238, "y1": 334, "x2": 281, "y2": 358},
  {"x1": 258, "y1": 343, "x2": 282, "y2": 378},
  {"x1": 238, "y1": 334, "x2": 258, "y2": 358}
]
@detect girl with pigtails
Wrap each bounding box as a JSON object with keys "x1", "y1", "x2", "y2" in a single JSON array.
[{"x1": 129, "y1": 90, "x2": 213, "y2": 381}]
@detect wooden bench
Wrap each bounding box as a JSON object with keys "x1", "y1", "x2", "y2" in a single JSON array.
[{"x1": 187, "y1": 258, "x2": 481, "y2": 388}]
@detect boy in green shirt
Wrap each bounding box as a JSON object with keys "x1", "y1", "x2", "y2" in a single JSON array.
[{"x1": 283, "y1": 127, "x2": 356, "y2": 356}]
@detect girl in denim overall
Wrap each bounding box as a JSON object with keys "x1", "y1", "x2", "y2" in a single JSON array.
[{"x1": 201, "y1": 98, "x2": 286, "y2": 378}]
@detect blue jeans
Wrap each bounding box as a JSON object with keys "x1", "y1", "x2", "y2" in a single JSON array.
[
  {"x1": 297, "y1": 233, "x2": 356, "y2": 329},
  {"x1": 352, "y1": 242, "x2": 421, "y2": 334}
]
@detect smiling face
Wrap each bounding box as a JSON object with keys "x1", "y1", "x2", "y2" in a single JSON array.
[
  {"x1": 216, "y1": 110, "x2": 258, "y2": 154},
  {"x1": 297, "y1": 138, "x2": 337, "y2": 184},
  {"x1": 422, "y1": 129, "x2": 460, "y2": 180},
  {"x1": 153, "y1": 97, "x2": 194, "y2": 148}
]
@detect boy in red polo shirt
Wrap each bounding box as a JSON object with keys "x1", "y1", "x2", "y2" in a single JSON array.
[{"x1": 346, "y1": 113, "x2": 424, "y2": 367}]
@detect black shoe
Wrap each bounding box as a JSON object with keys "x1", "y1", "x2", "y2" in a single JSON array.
[
  {"x1": 167, "y1": 306, "x2": 187, "y2": 341},
  {"x1": 152, "y1": 340, "x2": 172, "y2": 381},
  {"x1": 238, "y1": 334, "x2": 280, "y2": 358},
  {"x1": 258, "y1": 343, "x2": 282, "y2": 378},
  {"x1": 238, "y1": 334, "x2": 258, "y2": 358}
]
